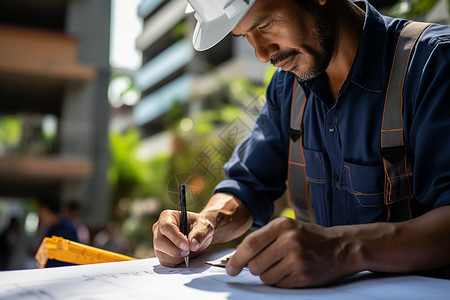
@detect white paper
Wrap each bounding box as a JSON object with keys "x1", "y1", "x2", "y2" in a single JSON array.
[
  {"x1": 205, "y1": 249, "x2": 236, "y2": 267},
  {"x1": 0, "y1": 249, "x2": 449, "y2": 300}
]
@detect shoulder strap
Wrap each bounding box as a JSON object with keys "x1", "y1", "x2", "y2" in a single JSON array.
[
  {"x1": 381, "y1": 21, "x2": 431, "y2": 222},
  {"x1": 287, "y1": 80, "x2": 315, "y2": 223}
]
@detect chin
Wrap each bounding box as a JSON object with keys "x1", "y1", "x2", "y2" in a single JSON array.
[{"x1": 291, "y1": 69, "x2": 316, "y2": 81}]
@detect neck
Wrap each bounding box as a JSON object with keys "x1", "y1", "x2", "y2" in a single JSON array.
[{"x1": 323, "y1": 0, "x2": 365, "y2": 102}]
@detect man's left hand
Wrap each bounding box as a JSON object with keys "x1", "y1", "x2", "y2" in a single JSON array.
[{"x1": 226, "y1": 217, "x2": 353, "y2": 288}]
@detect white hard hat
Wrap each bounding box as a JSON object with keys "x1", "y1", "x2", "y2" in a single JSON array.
[{"x1": 186, "y1": 0, "x2": 256, "y2": 51}]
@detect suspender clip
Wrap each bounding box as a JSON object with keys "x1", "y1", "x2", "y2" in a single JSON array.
[
  {"x1": 380, "y1": 145, "x2": 407, "y2": 164},
  {"x1": 289, "y1": 126, "x2": 303, "y2": 142}
]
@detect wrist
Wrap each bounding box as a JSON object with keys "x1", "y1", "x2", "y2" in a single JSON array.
[
  {"x1": 200, "y1": 193, "x2": 252, "y2": 244},
  {"x1": 336, "y1": 222, "x2": 399, "y2": 274}
]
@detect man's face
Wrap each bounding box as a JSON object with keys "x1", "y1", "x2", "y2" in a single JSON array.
[{"x1": 231, "y1": 0, "x2": 334, "y2": 81}]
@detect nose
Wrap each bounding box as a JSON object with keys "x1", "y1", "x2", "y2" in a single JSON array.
[{"x1": 246, "y1": 33, "x2": 279, "y2": 63}]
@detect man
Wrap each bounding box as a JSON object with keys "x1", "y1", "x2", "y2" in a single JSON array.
[{"x1": 153, "y1": 0, "x2": 450, "y2": 288}]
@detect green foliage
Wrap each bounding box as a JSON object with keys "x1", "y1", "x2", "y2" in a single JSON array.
[
  {"x1": 108, "y1": 129, "x2": 151, "y2": 200},
  {"x1": 171, "y1": 21, "x2": 188, "y2": 40},
  {"x1": 145, "y1": 153, "x2": 172, "y2": 200},
  {"x1": 407, "y1": 0, "x2": 441, "y2": 18},
  {"x1": 0, "y1": 115, "x2": 21, "y2": 153},
  {"x1": 382, "y1": 0, "x2": 444, "y2": 19}
]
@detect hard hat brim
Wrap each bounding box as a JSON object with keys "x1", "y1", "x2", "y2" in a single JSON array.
[{"x1": 192, "y1": 0, "x2": 255, "y2": 51}]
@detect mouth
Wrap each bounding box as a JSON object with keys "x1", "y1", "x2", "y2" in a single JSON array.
[{"x1": 276, "y1": 56, "x2": 296, "y2": 72}]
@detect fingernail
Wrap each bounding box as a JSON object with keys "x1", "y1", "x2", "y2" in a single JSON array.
[
  {"x1": 179, "y1": 242, "x2": 189, "y2": 251},
  {"x1": 191, "y1": 238, "x2": 199, "y2": 251},
  {"x1": 180, "y1": 250, "x2": 189, "y2": 257}
]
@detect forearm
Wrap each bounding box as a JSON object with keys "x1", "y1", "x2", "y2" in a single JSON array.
[
  {"x1": 200, "y1": 192, "x2": 253, "y2": 244},
  {"x1": 340, "y1": 205, "x2": 450, "y2": 274}
]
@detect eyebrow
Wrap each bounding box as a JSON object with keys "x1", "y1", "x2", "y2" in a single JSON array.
[{"x1": 231, "y1": 16, "x2": 268, "y2": 37}]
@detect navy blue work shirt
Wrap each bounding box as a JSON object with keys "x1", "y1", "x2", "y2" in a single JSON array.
[{"x1": 214, "y1": 1, "x2": 450, "y2": 228}]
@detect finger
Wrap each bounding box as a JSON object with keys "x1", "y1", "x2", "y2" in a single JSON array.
[
  {"x1": 275, "y1": 273, "x2": 309, "y2": 289},
  {"x1": 258, "y1": 254, "x2": 292, "y2": 287},
  {"x1": 270, "y1": 260, "x2": 312, "y2": 288},
  {"x1": 246, "y1": 237, "x2": 285, "y2": 276},
  {"x1": 249, "y1": 237, "x2": 309, "y2": 288},
  {"x1": 157, "y1": 211, "x2": 190, "y2": 252},
  {"x1": 187, "y1": 214, "x2": 214, "y2": 252},
  {"x1": 154, "y1": 230, "x2": 189, "y2": 258},
  {"x1": 154, "y1": 248, "x2": 185, "y2": 268},
  {"x1": 226, "y1": 223, "x2": 278, "y2": 276},
  {"x1": 190, "y1": 232, "x2": 213, "y2": 253}
]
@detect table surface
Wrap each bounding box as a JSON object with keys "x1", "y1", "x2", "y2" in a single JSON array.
[{"x1": 0, "y1": 248, "x2": 449, "y2": 300}]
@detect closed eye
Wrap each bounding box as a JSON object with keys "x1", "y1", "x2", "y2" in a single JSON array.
[
  {"x1": 231, "y1": 33, "x2": 246, "y2": 39},
  {"x1": 259, "y1": 20, "x2": 274, "y2": 31}
]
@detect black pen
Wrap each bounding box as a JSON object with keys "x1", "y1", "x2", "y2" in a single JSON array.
[{"x1": 179, "y1": 184, "x2": 189, "y2": 267}]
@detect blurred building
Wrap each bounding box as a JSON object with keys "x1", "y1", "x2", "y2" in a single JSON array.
[
  {"x1": 132, "y1": 0, "x2": 267, "y2": 159},
  {"x1": 0, "y1": 0, "x2": 111, "y2": 228}
]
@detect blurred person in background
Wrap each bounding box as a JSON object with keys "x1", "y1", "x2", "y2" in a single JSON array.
[
  {"x1": 93, "y1": 220, "x2": 130, "y2": 255},
  {"x1": 37, "y1": 193, "x2": 78, "y2": 267},
  {"x1": 0, "y1": 216, "x2": 24, "y2": 270},
  {"x1": 66, "y1": 200, "x2": 90, "y2": 245}
]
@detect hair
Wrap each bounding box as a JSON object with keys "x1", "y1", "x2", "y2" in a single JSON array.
[
  {"x1": 67, "y1": 200, "x2": 81, "y2": 211},
  {"x1": 39, "y1": 193, "x2": 61, "y2": 215}
]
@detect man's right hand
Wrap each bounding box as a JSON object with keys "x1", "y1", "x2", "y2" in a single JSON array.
[
  {"x1": 153, "y1": 193, "x2": 253, "y2": 267},
  {"x1": 152, "y1": 209, "x2": 214, "y2": 267}
]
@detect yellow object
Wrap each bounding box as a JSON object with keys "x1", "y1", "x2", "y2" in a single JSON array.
[{"x1": 35, "y1": 236, "x2": 135, "y2": 268}]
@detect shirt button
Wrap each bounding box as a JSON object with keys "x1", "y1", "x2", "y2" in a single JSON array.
[
  {"x1": 333, "y1": 174, "x2": 339, "y2": 181},
  {"x1": 328, "y1": 126, "x2": 336, "y2": 133}
]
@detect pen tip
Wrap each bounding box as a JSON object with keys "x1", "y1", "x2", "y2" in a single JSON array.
[{"x1": 185, "y1": 256, "x2": 189, "y2": 268}]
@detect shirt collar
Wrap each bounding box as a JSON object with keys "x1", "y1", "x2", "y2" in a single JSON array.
[{"x1": 349, "y1": 0, "x2": 386, "y2": 92}]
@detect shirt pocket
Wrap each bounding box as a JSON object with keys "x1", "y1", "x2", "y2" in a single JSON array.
[
  {"x1": 342, "y1": 161, "x2": 386, "y2": 223},
  {"x1": 342, "y1": 162, "x2": 384, "y2": 206}
]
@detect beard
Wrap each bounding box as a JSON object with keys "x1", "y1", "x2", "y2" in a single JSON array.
[{"x1": 270, "y1": 1, "x2": 335, "y2": 81}]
